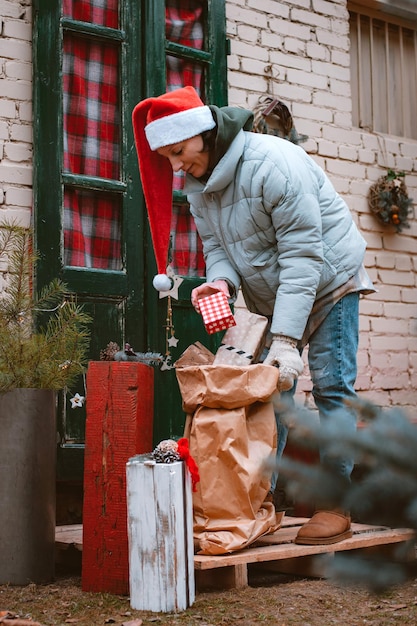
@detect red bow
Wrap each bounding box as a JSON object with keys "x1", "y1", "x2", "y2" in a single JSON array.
[{"x1": 177, "y1": 437, "x2": 200, "y2": 492}]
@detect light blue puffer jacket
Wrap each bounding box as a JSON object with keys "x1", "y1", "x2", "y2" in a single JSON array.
[{"x1": 184, "y1": 130, "x2": 367, "y2": 340}]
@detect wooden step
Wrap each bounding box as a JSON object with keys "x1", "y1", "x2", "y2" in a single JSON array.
[{"x1": 55, "y1": 517, "x2": 415, "y2": 591}]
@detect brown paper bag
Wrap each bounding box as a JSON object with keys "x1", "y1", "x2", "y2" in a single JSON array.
[
  {"x1": 174, "y1": 341, "x2": 215, "y2": 368},
  {"x1": 177, "y1": 364, "x2": 280, "y2": 555}
]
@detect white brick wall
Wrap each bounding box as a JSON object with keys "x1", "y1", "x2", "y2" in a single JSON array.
[
  {"x1": 227, "y1": 0, "x2": 417, "y2": 415},
  {"x1": 1, "y1": 0, "x2": 416, "y2": 415},
  {"x1": 0, "y1": 0, "x2": 32, "y2": 228}
]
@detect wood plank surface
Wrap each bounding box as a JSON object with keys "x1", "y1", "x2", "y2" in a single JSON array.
[
  {"x1": 194, "y1": 528, "x2": 415, "y2": 570},
  {"x1": 55, "y1": 524, "x2": 83, "y2": 551}
]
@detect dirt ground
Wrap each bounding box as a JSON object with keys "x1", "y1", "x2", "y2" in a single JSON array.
[{"x1": 2, "y1": 564, "x2": 417, "y2": 626}]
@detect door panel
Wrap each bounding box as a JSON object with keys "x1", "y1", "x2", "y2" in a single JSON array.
[{"x1": 34, "y1": 0, "x2": 144, "y2": 485}]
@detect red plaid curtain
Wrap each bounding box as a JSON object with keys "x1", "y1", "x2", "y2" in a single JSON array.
[
  {"x1": 63, "y1": 0, "x2": 118, "y2": 26},
  {"x1": 62, "y1": 0, "x2": 206, "y2": 276}
]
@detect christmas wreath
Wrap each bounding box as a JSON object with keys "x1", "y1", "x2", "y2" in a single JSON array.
[{"x1": 368, "y1": 169, "x2": 413, "y2": 232}]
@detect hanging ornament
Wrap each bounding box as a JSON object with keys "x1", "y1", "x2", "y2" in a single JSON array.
[
  {"x1": 158, "y1": 271, "x2": 184, "y2": 300},
  {"x1": 368, "y1": 170, "x2": 413, "y2": 232},
  {"x1": 168, "y1": 334, "x2": 179, "y2": 348},
  {"x1": 156, "y1": 266, "x2": 182, "y2": 371},
  {"x1": 161, "y1": 294, "x2": 177, "y2": 370}
]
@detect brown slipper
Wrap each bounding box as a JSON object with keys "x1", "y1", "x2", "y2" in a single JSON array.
[{"x1": 294, "y1": 510, "x2": 352, "y2": 545}]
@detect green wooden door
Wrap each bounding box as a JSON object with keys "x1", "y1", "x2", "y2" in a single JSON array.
[
  {"x1": 145, "y1": 0, "x2": 229, "y2": 444},
  {"x1": 33, "y1": 0, "x2": 145, "y2": 480},
  {"x1": 33, "y1": 0, "x2": 228, "y2": 481}
]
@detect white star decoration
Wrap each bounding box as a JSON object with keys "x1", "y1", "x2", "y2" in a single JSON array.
[
  {"x1": 168, "y1": 335, "x2": 179, "y2": 348},
  {"x1": 159, "y1": 271, "x2": 183, "y2": 300},
  {"x1": 70, "y1": 393, "x2": 85, "y2": 409}
]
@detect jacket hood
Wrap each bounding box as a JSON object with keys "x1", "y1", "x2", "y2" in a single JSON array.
[{"x1": 206, "y1": 105, "x2": 253, "y2": 173}]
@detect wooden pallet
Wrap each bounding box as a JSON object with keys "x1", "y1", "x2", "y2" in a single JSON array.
[
  {"x1": 55, "y1": 518, "x2": 415, "y2": 591},
  {"x1": 194, "y1": 516, "x2": 415, "y2": 590}
]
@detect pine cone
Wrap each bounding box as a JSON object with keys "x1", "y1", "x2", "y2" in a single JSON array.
[
  {"x1": 99, "y1": 341, "x2": 120, "y2": 361},
  {"x1": 151, "y1": 439, "x2": 181, "y2": 463}
]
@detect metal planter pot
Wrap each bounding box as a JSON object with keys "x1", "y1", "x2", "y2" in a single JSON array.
[{"x1": 0, "y1": 389, "x2": 56, "y2": 584}]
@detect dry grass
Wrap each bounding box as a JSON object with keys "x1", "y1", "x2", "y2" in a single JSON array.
[{"x1": 2, "y1": 566, "x2": 417, "y2": 626}]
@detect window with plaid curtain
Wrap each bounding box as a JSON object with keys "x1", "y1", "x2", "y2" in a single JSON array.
[
  {"x1": 63, "y1": 0, "x2": 122, "y2": 270},
  {"x1": 62, "y1": 0, "x2": 206, "y2": 277}
]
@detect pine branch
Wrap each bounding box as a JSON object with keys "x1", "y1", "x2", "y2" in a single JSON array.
[{"x1": 0, "y1": 222, "x2": 92, "y2": 391}]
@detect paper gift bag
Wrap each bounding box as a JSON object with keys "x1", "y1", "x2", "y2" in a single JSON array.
[
  {"x1": 213, "y1": 308, "x2": 268, "y2": 366},
  {"x1": 174, "y1": 342, "x2": 215, "y2": 368},
  {"x1": 177, "y1": 364, "x2": 280, "y2": 555},
  {"x1": 198, "y1": 292, "x2": 236, "y2": 334}
]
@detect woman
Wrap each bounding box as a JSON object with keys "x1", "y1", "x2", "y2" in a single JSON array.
[{"x1": 133, "y1": 86, "x2": 374, "y2": 545}]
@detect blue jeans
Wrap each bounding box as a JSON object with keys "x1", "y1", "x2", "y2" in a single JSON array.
[{"x1": 272, "y1": 291, "x2": 359, "y2": 491}]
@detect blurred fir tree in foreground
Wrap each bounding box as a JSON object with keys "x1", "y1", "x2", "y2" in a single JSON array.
[{"x1": 272, "y1": 397, "x2": 417, "y2": 592}]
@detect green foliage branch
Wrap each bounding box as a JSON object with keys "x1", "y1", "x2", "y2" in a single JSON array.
[{"x1": 0, "y1": 223, "x2": 91, "y2": 392}]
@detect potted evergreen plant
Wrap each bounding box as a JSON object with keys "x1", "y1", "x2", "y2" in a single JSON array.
[{"x1": 0, "y1": 222, "x2": 91, "y2": 585}]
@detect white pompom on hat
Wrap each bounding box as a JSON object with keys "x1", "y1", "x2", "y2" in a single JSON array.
[{"x1": 132, "y1": 86, "x2": 216, "y2": 292}]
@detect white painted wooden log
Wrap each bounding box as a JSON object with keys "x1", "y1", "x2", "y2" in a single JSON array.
[{"x1": 126, "y1": 455, "x2": 195, "y2": 612}]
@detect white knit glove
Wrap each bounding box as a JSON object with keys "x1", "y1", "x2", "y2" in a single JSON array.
[{"x1": 263, "y1": 335, "x2": 304, "y2": 392}]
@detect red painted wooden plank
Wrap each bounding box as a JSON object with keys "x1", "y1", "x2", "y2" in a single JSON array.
[{"x1": 81, "y1": 362, "x2": 154, "y2": 594}]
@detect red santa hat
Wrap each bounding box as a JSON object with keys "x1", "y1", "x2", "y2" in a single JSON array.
[{"x1": 132, "y1": 86, "x2": 216, "y2": 292}]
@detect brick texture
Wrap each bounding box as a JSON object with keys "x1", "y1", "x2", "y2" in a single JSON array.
[
  {"x1": 0, "y1": 2, "x2": 32, "y2": 229},
  {"x1": 227, "y1": 0, "x2": 417, "y2": 416}
]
